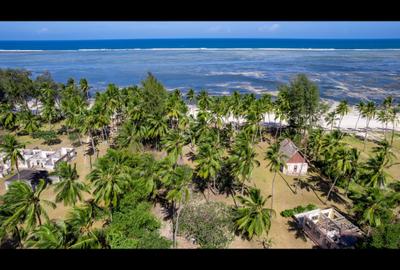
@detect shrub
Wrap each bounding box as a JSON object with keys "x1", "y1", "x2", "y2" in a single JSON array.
[
  {"x1": 32, "y1": 130, "x2": 61, "y2": 145},
  {"x1": 361, "y1": 222, "x2": 400, "y2": 249},
  {"x1": 280, "y1": 204, "x2": 318, "y2": 218},
  {"x1": 105, "y1": 202, "x2": 171, "y2": 249},
  {"x1": 179, "y1": 201, "x2": 234, "y2": 248}
]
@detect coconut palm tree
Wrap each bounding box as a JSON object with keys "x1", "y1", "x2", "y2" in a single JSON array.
[
  {"x1": 194, "y1": 141, "x2": 222, "y2": 197},
  {"x1": 79, "y1": 78, "x2": 90, "y2": 100},
  {"x1": 355, "y1": 101, "x2": 365, "y2": 130},
  {"x1": 87, "y1": 151, "x2": 130, "y2": 212},
  {"x1": 53, "y1": 161, "x2": 88, "y2": 206},
  {"x1": 229, "y1": 132, "x2": 260, "y2": 194},
  {"x1": 0, "y1": 134, "x2": 25, "y2": 178},
  {"x1": 324, "y1": 111, "x2": 336, "y2": 131},
  {"x1": 161, "y1": 130, "x2": 187, "y2": 164},
  {"x1": 197, "y1": 90, "x2": 212, "y2": 111},
  {"x1": 163, "y1": 165, "x2": 192, "y2": 248},
  {"x1": 362, "y1": 101, "x2": 377, "y2": 151},
  {"x1": 363, "y1": 152, "x2": 392, "y2": 189},
  {"x1": 114, "y1": 121, "x2": 142, "y2": 151},
  {"x1": 307, "y1": 128, "x2": 325, "y2": 162},
  {"x1": 0, "y1": 104, "x2": 18, "y2": 130},
  {"x1": 325, "y1": 146, "x2": 353, "y2": 203},
  {"x1": 233, "y1": 188, "x2": 275, "y2": 239},
  {"x1": 351, "y1": 187, "x2": 400, "y2": 235},
  {"x1": 186, "y1": 88, "x2": 196, "y2": 105},
  {"x1": 147, "y1": 114, "x2": 169, "y2": 150},
  {"x1": 25, "y1": 220, "x2": 73, "y2": 249},
  {"x1": 1, "y1": 180, "x2": 56, "y2": 231},
  {"x1": 336, "y1": 100, "x2": 350, "y2": 129},
  {"x1": 264, "y1": 142, "x2": 287, "y2": 210},
  {"x1": 377, "y1": 110, "x2": 390, "y2": 139},
  {"x1": 17, "y1": 109, "x2": 41, "y2": 134}
]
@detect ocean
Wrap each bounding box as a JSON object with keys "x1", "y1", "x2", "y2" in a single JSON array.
[{"x1": 0, "y1": 39, "x2": 400, "y2": 104}]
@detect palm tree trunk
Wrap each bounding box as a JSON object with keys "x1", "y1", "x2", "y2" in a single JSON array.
[
  {"x1": 363, "y1": 119, "x2": 370, "y2": 152},
  {"x1": 326, "y1": 175, "x2": 340, "y2": 203},
  {"x1": 37, "y1": 211, "x2": 42, "y2": 226},
  {"x1": 391, "y1": 121, "x2": 395, "y2": 146},
  {"x1": 173, "y1": 205, "x2": 183, "y2": 249},
  {"x1": 271, "y1": 172, "x2": 277, "y2": 210},
  {"x1": 384, "y1": 122, "x2": 388, "y2": 140},
  {"x1": 355, "y1": 114, "x2": 361, "y2": 130},
  {"x1": 338, "y1": 116, "x2": 343, "y2": 130}
]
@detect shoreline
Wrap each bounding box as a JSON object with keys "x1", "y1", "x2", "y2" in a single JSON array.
[{"x1": 187, "y1": 103, "x2": 400, "y2": 133}]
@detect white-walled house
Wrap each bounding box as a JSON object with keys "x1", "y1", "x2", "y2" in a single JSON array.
[
  {"x1": 0, "y1": 147, "x2": 76, "y2": 178},
  {"x1": 279, "y1": 139, "x2": 308, "y2": 176}
]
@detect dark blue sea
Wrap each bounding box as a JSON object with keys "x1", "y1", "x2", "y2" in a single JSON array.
[{"x1": 0, "y1": 39, "x2": 400, "y2": 104}]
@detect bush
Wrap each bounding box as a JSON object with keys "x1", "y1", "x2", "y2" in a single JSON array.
[
  {"x1": 105, "y1": 202, "x2": 171, "y2": 249},
  {"x1": 179, "y1": 201, "x2": 234, "y2": 248},
  {"x1": 280, "y1": 204, "x2": 318, "y2": 218},
  {"x1": 361, "y1": 222, "x2": 400, "y2": 249},
  {"x1": 32, "y1": 130, "x2": 61, "y2": 145}
]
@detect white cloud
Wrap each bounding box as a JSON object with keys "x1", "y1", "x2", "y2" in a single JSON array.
[
  {"x1": 37, "y1": 27, "x2": 49, "y2": 34},
  {"x1": 258, "y1": 23, "x2": 280, "y2": 32}
]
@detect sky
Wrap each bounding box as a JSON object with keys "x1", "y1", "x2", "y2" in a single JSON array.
[{"x1": 0, "y1": 22, "x2": 399, "y2": 40}]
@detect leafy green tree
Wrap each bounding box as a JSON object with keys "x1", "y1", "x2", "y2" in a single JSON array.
[
  {"x1": 233, "y1": 188, "x2": 275, "y2": 239},
  {"x1": 186, "y1": 88, "x2": 196, "y2": 105},
  {"x1": 0, "y1": 104, "x2": 18, "y2": 130},
  {"x1": 141, "y1": 72, "x2": 168, "y2": 116},
  {"x1": 277, "y1": 74, "x2": 320, "y2": 134},
  {"x1": 161, "y1": 130, "x2": 187, "y2": 164},
  {"x1": 17, "y1": 109, "x2": 41, "y2": 134},
  {"x1": 365, "y1": 222, "x2": 400, "y2": 249},
  {"x1": 53, "y1": 161, "x2": 88, "y2": 206}
]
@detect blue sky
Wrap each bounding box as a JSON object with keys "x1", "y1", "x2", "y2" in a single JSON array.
[{"x1": 0, "y1": 22, "x2": 400, "y2": 40}]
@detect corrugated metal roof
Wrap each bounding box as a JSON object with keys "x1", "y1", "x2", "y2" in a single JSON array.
[{"x1": 279, "y1": 138, "x2": 305, "y2": 164}]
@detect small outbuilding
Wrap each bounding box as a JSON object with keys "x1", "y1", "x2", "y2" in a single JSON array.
[{"x1": 279, "y1": 138, "x2": 308, "y2": 176}]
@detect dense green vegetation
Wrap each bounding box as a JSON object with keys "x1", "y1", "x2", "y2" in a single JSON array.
[
  {"x1": 0, "y1": 68, "x2": 399, "y2": 248},
  {"x1": 280, "y1": 204, "x2": 318, "y2": 218}
]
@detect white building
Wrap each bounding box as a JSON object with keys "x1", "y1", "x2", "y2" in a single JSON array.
[
  {"x1": 0, "y1": 147, "x2": 76, "y2": 178},
  {"x1": 294, "y1": 208, "x2": 364, "y2": 249},
  {"x1": 279, "y1": 138, "x2": 308, "y2": 176}
]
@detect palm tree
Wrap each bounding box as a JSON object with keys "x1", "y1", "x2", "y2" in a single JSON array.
[
  {"x1": 194, "y1": 142, "x2": 222, "y2": 197},
  {"x1": 17, "y1": 110, "x2": 41, "y2": 134},
  {"x1": 25, "y1": 220, "x2": 72, "y2": 249},
  {"x1": 355, "y1": 101, "x2": 365, "y2": 130},
  {"x1": 363, "y1": 152, "x2": 392, "y2": 189},
  {"x1": 79, "y1": 78, "x2": 90, "y2": 100},
  {"x1": 389, "y1": 106, "x2": 399, "y2": 146},
  {"x1": 336, "y1": 100, "x2": 350, "y2": 129},
  {"x1": 307, "y1": 128, "x2": 325, "y2": 162},
  {"x1": 362, "y1": 101, "x2": 376, "y2": 151},
  {"x1": 53, "y1": 161, "x2": 88, "y2": 206},
  {"x1": 161, "y1": 130, "x2": 187, "y2": 164},
  {"x1": 114, "y1": 121, "x2": 142, "y2": 151},
  {"x1": 0, "y1": 104, "x2": 19, "y2": 131},
  {"x1": 233, "y1": 188, "x2": 275, "y2": 239},
  {"x1": 0, "y1": 134, "x2": 25, "y2": 178},
  {"x1": 324, "y1": 111, "x2": 336, "y2": 131},
  {"x1": 147, "y1": 114, "x2": 169, "y2": 150},
  {"x1": 65, "y1": 201, "x2": 109, "y2": 249},
  {"x1": 87, "y1": 153, "x2": 130, "y2": 212},
  {"x1": 163, "y1": 165, "x2": 192, "y2": 248},
  {"x1": 186, "y1": 88, "x2": 196, "y2": 105},
  {"x1": 351, "y1": 187, "x2": 400, "y2": 235},
  {"x1": 325, "y1": 146, "x2": 353, "y2": 203},
  {"x1": 1, "y1": 180, "x2": 56, "y2": 231},
  {"x1": 264, "y1": 142, "x2": 287, "y2": 210},
  {"x1": 377, "y1": 110, "x2": 390, "y2": 139},
  {"x1": 197, "y1": 90, "x2": 212, "y2": 111},
  {"x1": 41, "y1": 101, "x2": 59, "y2": 131},
  {"x1": 229, "y1": 132, "x2": 260, "y2": 194}
]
